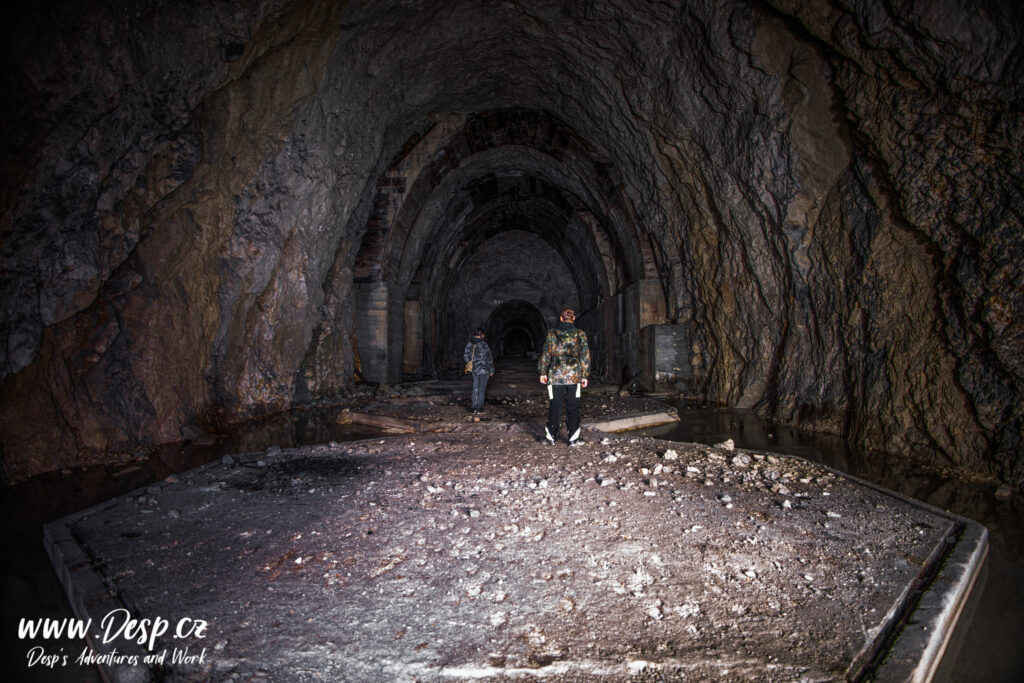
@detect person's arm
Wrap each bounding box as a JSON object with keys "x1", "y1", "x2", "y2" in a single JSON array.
[
  {"x1": 580, "y1": 331, "x2": 591, "y2": 388},
  {"x1": 483, "y1": 343, "x2": 494, "y2": 376},
  {"x1": 464, "y1": 342, "x2": 473, "y2": 362},
  {"x1": 537, "y1": 331, "x2": 552, "y2": 384}
]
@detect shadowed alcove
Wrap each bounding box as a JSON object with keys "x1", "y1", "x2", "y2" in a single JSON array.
[{"x1": 485, "y1": 300, "x2": 547, "y2": 359}]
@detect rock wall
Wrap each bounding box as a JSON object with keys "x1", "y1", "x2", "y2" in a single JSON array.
[{"x1": 1, "y1": 0, "x2": 1021, "y2": 486}]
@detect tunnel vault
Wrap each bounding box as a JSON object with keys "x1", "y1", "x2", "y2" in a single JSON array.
[
  {"x1": 348, "y1": 110, "x2": 674, "y2": 387},
  {"x1": 1, "y1": 0, "x2": 1021, "y2": 487}
]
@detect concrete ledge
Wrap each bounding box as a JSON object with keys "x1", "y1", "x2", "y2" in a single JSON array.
[
  {"x1": 347, "y1": 412, "x2": 421, "y2": 433},
  {"x1": 871, "y1": 516, "x2": 989, "y2": 682},
  {"x1": 40, "y1": 432, "x2": 987, "y2": 681},
  {"x1": 45, "y1": 507, "x2": 151, "y2": 683},
  {"x1": 589, "y1": 410, "x2": 680, "y2": 433}
]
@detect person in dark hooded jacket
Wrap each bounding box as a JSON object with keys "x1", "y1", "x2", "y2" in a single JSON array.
[
  {"x1": 538, "y1": 308, "x2": 591, "y2": 445},
  {"x1": 464, "y1": 328, "x2": 494, "y2": 413}
]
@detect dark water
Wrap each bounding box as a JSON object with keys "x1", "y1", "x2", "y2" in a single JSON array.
[
  {"x1": 1, "y1": 406, "x2": 382, "y2": 682},
  {"x1": 638, "y1": 406, "x2": 1024, "y2": 683}
]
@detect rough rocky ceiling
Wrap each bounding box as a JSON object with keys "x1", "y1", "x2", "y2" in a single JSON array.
[{"x1": 0, "y1": 0, "x2": 1021, "y2": 487}]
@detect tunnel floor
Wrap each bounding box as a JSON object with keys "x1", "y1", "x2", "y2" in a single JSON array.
[{"x1": 43, "y1": 400, "x2": 986, "y2": 682}]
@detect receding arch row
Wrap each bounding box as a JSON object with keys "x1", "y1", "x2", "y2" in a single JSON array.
[
  {"x1": 349, "y1": 109, "x2": 675, "y2": 386},
  {"x1": 356, "y1": 110, "x2": 659, "y2": 289}
]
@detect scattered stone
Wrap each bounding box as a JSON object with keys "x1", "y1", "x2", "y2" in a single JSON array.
[
  {"x1": 731, "y1": 453, "x2": 751, "y2": 467},
  {"x1": 995, "y1": 484, "x2": 1012, "y2": 500},
  {"x1": 222, "y1": 455, "x2": 235, "y2": 466},
  {"x1": 167, "y1": 509, "x2": 180, "y2": 519},
  {"x1": 45, "y1": 421, "x2": 979, "y2": 679},
  {"x1": 629, "y1": 567, "x2": 654, "y2": 595},
  {"x1": 675, "y1": 601, "x2": 700, "y2": 618},
  {"x1": 715, "y1": 439, "x2": 735, "y2": 451},
  {"x1": 663, "y1": 449, "x2": 679, "y2": 461}
]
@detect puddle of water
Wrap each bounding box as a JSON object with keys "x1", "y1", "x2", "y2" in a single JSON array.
[
  {"x1": 638, "y1": 404, "x2": 1024, "y2": 682},
  {"x1": 3, "y1": 406, "x2": 384, "y2": 531},
  {"x1": 1, "y1": 405, "x2": 386, "y2": 682}
]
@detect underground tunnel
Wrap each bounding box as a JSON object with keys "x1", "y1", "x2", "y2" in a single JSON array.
[{"x1": 1, "y1": 0, "x2": 1022, "y2": 680}]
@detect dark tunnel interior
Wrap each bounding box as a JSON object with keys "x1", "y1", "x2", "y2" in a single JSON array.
[
  {"x1": 1, "y1": 1, "x2": 1023, "y2": 680},
  {"x1": 0, "y1": 0, "x2": 1021, "y2": 507}
]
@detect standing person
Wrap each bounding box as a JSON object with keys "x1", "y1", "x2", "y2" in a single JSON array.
[
  {"x1": 464, "y1": 328, "x2": 494, "y2": 414},
  {"x1": 538, "y1": 308, "x2": 591, "y2": 446}
]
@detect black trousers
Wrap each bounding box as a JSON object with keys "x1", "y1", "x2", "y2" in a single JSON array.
[{"x1": 545, "y1": 383, "x2": 581, "y2": 442}]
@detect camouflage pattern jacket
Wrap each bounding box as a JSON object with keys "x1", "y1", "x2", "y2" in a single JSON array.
[
  {"x1": 463, "y1": 340, "x2": 494, "y2": 375},
  {"x1": 537, "y1": 321, "x2": 591, "y2": 384}
]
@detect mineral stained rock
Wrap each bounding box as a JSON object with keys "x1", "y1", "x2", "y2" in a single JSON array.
[{"x1": 1, "y1": 1, "x2": 1021, "y2": 485}]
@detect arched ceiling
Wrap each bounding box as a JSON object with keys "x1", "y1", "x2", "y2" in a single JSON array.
[
  {"x1": 352, "y1": 109, "x2": 660, "y2": 331},
  {"x1": 1, "y1": 0, "x2": 1020, "y2": 486}
]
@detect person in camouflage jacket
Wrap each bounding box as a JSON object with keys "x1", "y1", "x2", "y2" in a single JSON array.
[{"x1": 538, "y1": 308, "x2": 591, "y2": 446}]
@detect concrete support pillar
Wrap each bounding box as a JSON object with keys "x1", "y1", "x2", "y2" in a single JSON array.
[
  {"x1": 619, "y1": 278, "x2": 667, "y2": 389},
  {"x1": 637, "y1": 278, "x2": 667, "y2": 327},
  {"x1": 354, "y1": 281, "x2": 404, "y2": 385},
  {"x1": 403, "y1": 300, "x2": 422, "y2": 376},
  {"x1": 640, "y1": 325, "x2": 693, "y2": 392}
]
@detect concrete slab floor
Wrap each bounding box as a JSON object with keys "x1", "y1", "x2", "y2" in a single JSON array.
[{"x1": 41, "y1": 421, "x2": 985, "y2": 682}]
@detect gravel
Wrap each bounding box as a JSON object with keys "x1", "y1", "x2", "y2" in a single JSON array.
[{"x1": 59, "y1": 421, "x2": 958, "y2": 681}]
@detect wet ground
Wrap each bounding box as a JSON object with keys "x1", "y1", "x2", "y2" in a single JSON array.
[
  {"x1": 48, "y1": 426, "x2": 969, "y2": 681},
  {"x1": 1, "y1": 361, "x2": 1014, "y2": 681},
  {"x1": 639, "y1": 407, "x2": 1024, "y2": 682}
]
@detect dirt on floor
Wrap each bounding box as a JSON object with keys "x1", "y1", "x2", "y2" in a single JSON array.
[{"x1": 55, "y1": 414, "x2": 957, "y2": 682}]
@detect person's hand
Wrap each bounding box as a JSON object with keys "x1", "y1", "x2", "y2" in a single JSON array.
[
  {"x1": 539, "y1": 375, "x2": 548, "y2": 385},
  {"x1": 489, "y1": 372, "x2": 494, "y2": 377},
  {"x1": 582, "y1": 378, "x2": 589, "y2": 388}
]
